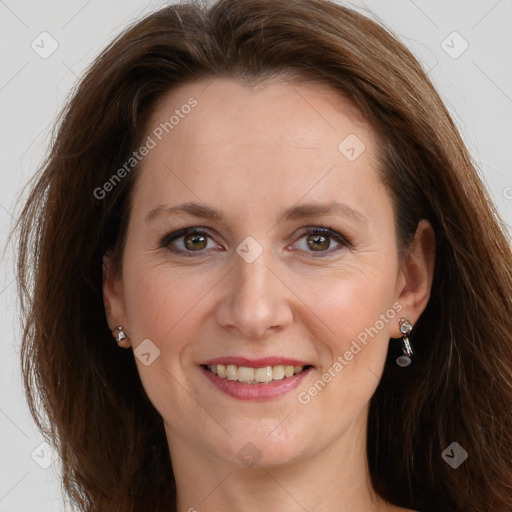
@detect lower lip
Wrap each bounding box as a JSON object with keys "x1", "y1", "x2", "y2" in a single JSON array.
[{"x1": 200, "y1": 366, "x2": 313, "y2": 400}]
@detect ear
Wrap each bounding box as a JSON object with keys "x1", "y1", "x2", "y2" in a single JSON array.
[
  {"x1": 390, "y1": 219, "x2": 436, "y2": 338},
  {"x1": 102, "y1": 254, "x2": 131, "y2": 348}
]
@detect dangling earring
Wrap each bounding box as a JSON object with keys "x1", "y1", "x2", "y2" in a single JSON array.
[
  {"x1": 115, "y1": 325, "x2": 127, "y2": 344},
  {"x1": 396, "y1": 318, "x2": 413, "y2": 367}
]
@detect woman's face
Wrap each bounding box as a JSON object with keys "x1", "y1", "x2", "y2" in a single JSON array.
[{"x1": 104, "y1": 77, "x2": 433, "y2": 468}]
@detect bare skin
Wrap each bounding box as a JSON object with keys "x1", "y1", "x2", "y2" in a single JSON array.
[{"x1": 103, "y1": 77, "x2": 434, "y2": 512}]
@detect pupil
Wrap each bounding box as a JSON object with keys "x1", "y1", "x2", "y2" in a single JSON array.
[
  {"x1": 185, "y1": 233, "x2": 206, "y2": 250},
  {"x1": 308, "y1": 234, "x2": 329, "y2": 251}
]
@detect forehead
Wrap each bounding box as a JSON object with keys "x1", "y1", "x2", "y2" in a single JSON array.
[
  {"x1": 147, "y1": 77, "x2": 373, "y2": 149},
  {"x1": 130, "y1": 77, "x2": 386, "y2": 225}
]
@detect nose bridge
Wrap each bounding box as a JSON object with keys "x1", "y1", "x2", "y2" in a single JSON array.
[
  {"x1": 236, "y1": 246, "x2": 272, "y2": 297},
  {"x1": 232, "y1": 228, "x2": 274, "y2": 291},
  {"x1": 216, "y1": 238, "x2": 293, "y2": 337},
  {"x1": 233, "y1": 243, "x2": 277, "y2": 313}
]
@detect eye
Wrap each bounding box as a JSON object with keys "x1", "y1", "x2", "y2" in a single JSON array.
[
  {"x1": 159, "y1": 225, "x2": 351, "y2": 258},
  {"x1": 160, "y1": 227, "x2": 220, "y2": 257},
  {"x1": 292, "y1": 226, "x2": 350, "y2": 257}
]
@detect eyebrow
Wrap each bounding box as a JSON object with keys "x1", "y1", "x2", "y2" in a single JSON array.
[{"x1": 145, "y1": 200, "x2": 367, "y2": 225}]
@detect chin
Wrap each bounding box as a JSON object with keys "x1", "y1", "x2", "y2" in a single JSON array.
[{"x1": 205, "y1": 423, "x2": 315, "y2": 469}]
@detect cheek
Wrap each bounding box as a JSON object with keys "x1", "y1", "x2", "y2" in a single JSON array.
[
  {"x1": 120, "y1": 262, "x2": 214, "y2": 409},
  {"x1": 291, "y1": 265, "x2": 399, "y2": 404},
  {"x1": 293, "y1": 263, "x2": 398, "y2": 349},
  {"x1": 122, "y1": 243, "x2": 400, "y2": 360},
  {"x1": 275, "y1": 267, "x2": 400, "y2": 452},
  {"x1": 122, "y1": 259, "x2": 214, "y2": 344}
]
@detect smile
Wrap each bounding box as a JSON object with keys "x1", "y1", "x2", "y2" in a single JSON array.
[
  {"x1": 200, "y1": 361, "x2": 314, "y2": 400},
  {"x1": 204, "y1": 364, "x2": 310, "y2": 384}
]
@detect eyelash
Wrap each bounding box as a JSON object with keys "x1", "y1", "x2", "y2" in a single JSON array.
[{"x1": 159, "y1": 225, "x2": 351, "y2": 258}]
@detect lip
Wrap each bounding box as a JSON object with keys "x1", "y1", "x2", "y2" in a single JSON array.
[
  {"x1": 200, "y1": 356, "x2": 312, "y2": 368},
  {"x1": 200, "y1": 364, "x2": 314, "y2": 401}
]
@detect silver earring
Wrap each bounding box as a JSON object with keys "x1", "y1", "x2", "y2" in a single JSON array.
[
  {"x1": 115, "y1": 325, "x2": 126, "y2": 344},
  {"x1": 396, "y1": 318, "x2": 413, "y2": 367}
]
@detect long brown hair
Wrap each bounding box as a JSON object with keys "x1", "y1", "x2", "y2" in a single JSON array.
[{"x1": 15, "y1": 0, "x2": 512, "y2": 510}]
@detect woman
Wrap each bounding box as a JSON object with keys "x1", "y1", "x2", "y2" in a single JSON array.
[{"x1": 15, "y1": 0, "x2": 512, "y2": 511}]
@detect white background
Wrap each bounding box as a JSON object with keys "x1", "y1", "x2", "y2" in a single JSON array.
[{"x1": 0, "y1": 0, "x2": 511, "y2": 510}]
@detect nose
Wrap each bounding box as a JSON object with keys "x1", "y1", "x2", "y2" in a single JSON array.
[{"x1": 215, "y1": 247, "x2": 294, "y2": 339}]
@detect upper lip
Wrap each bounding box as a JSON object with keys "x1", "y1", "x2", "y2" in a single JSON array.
[{"x1": 200, "y1": 356, "x2": 313, "y2": 368}]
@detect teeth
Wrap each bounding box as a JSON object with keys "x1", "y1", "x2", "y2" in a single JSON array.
[
  {"x1": 206, "y1": 364, "x2": 306, "y2": 384},
  {"x1": 238, "y1": 366, "x2": 255, "y2": 382},
  {"x1": 226, "y1": 364, "x2": 238, "y2": 380},
  {"x1": 255, "y1": 366, "x2": 273, "y2": 383},
  {"x1": 272, "y1": 365, "x2": 285, "y2": 380}
]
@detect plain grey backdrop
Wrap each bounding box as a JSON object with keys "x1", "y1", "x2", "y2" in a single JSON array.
[{"x1": 0, "y1": 0, "x2": 511, "y2": 510}]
